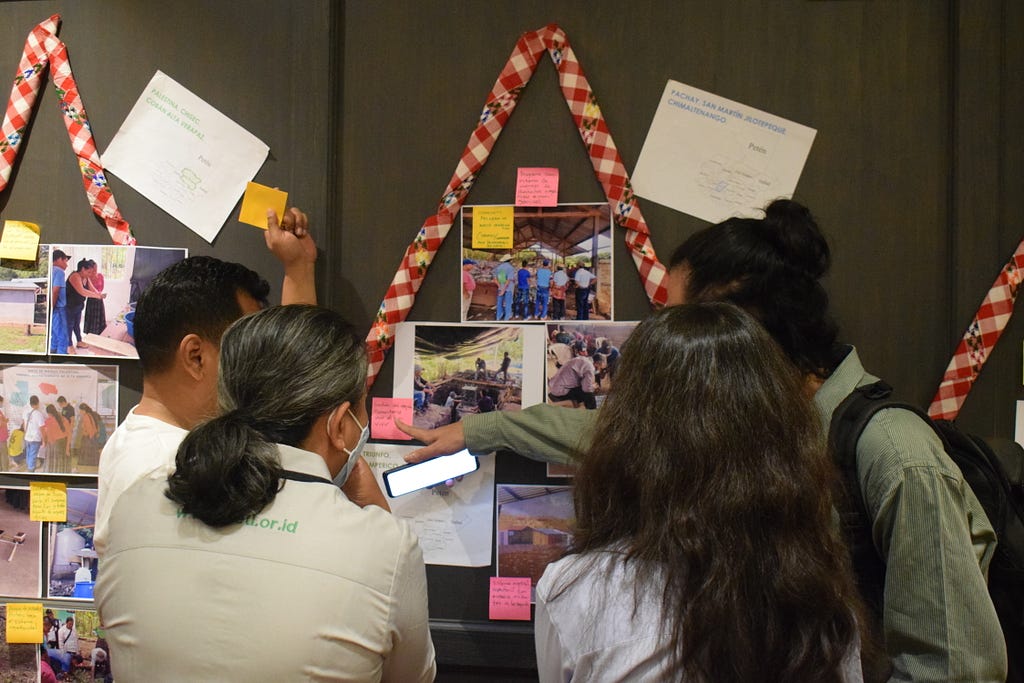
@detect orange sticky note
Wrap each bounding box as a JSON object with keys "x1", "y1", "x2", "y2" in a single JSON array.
[
  {"x1": 29, "y1": 481, "x2": 67, "y2": 522},
  {"x1": 515, "y1": 168, "x2": 559, "y2": 207},
  {"x1": 488, "y1": 576, "x2": 532, "y2": 620},
  {"x1": 239, "y1": 182, "x2": 288, "y2": 230},
  {"x1": 5, "y1": 603, "x2": 44, "y2": 643},
  {"x1": 0, "y1": 220, "x2": 41, "y2": 261},
  {"x1": 371, "y1": 398, "x2": 414, "y2": 440},
  {"x1": 472, "y1": 206, "x2": 514, "y2": 249}
]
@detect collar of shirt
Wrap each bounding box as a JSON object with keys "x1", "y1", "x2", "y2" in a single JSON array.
[{"x1": 277, "y1": 443, "x2": 333, "y2": 481}]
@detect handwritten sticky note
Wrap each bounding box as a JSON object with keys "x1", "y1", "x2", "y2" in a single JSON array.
[
  {"x1": 5, "y1": 602, "x2": 43, "y2": 643},
  {"x1": 515, "y1": 168, "x2": 559, "y2": 206},
  {"x1": 488, "y1": 576, "x2": 532, "y2": 620},
  {"x1": 0, "y1": 220, "x2": 41, "y2": 261},
  {"x1": 472, "y1": 206, "x2": 514, "y2": 249},
  {"x1": 238, "y1": 182, "x2": 288, "y2": 229},
  {"x1": 371, "y1": 398, "x2": 414, "y2": 440},
  {"x1": 29, "y1": 481, "x2": 67, "y2": 522}
]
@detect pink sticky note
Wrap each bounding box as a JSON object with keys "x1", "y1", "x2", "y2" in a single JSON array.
[
  {"x1": 515, "y1": 167, "x2": 559, "y2": 207},
  {"x1": 488, "y1": 576, "x2": 532, "y2": 620},
  {"x1": 371, "y1": 398, "x2": 414, "y2": 440}
]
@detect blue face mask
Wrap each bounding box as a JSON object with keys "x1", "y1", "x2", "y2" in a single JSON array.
[{"x1": 332, "y1": 409, "x2": 368, "y2": 487}]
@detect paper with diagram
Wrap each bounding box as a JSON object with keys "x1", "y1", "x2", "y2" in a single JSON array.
[
  {"x1": 363, "y1": 443, "x2": 496, "y2": 567},
  {"x1": 102, "y1": 71, "x2": 269, "y2": 242},
  {"x1": 631, "y1": 80, "x2": 816, "y2": 223}
]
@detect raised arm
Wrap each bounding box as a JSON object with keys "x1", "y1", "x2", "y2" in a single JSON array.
[{"x1": 266, "y1": 207, "x2": 317, "y2": 305}]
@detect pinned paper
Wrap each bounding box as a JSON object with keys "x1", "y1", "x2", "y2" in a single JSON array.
[
  {"x1": 371, "y1": 398, "x2": 414, "y2": 441},
  {"x1": 488, "y1": 576, "x2": 532, "y2": 620},
  {"x1": 5, "y1": 602, "x2": 43, "y2": 643},
  {"x1": 239, "y1": 182, "x2": 288, "y2": 230},
  {"x1": 515, "y1": 168, "x2": 559, "y2": 206},
  {"x1": 471, "y1": 206, "x2": 514, "y2": 249},
  {"x1": 29, "y1": 481, "x2": 67, "y2": 522},
  {"x1": 0, "y1": 220, "x2": 41, "y2": 261}
]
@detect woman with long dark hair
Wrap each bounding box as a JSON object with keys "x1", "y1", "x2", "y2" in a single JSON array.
[
  {"x1": 40, "y1": 404, "x2": 68, "y2": 473},
  {"x1": 535, "y1": 303, "x2": 865, "y2": 682}
]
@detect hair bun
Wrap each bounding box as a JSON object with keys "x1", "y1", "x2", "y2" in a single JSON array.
[{"x1": 762, "y1": 199, "x2": 830, "y2": 279}]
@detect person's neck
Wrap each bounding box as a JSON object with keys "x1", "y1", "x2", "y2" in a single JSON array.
[{"x1": 135, "y1": 376, "x2": 205, "y2": 430}]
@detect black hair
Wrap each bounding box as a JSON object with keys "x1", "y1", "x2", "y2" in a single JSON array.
[
  {"x1": 133, "y1": 256, "x2": 270, "y2": 374},
  {"x1": 669, "y1": 199, "x2": 837, "y2": 377},
  {"x1": 75, "y1": 258, "x2": 96, "y2": 272}
]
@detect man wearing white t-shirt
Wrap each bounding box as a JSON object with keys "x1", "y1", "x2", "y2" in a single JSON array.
[{"x1": 573, "y1": 262, "x2": 595, "y2": 320}]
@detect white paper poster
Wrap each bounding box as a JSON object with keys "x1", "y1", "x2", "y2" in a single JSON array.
[
  {"x1": 631, "y1": 80, "x2": 816, "y2": 223},
  {"x1": 102, "y1": 71, "x2": 269, "y2": 242},
  {"x1": 363, "y1": 443, "x2": 496, "y2": 567}
]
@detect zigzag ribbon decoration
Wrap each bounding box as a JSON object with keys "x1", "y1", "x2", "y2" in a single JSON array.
[
  {"x1": 928, "y1": 237, "x2": 1024, "y2": 420},
  {"x1": 1, "y1": 15, "x2": 134, "y2": 245},
  {"x1": 364, "y1": 24, "x2": 667, "y2": 387}
]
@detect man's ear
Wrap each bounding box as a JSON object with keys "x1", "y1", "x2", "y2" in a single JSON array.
[{"x1": 178, "y1": 334, "x2": 207, "y2": 382}]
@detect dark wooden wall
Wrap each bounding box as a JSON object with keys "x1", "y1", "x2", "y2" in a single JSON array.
[{"x1": 1, "y1": 1, "x2": 1020, "y2": 679}]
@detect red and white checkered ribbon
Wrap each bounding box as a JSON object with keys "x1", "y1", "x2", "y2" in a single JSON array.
[
  {"x1": 1, "y1": 15, "x2": 134, "y2": 245},
  {"x1": 928, "y1": 237, "x2": 1024, "y2": 420},
  {"x1": 364, "y1": 24, "x2": 667, "y2": 387}
]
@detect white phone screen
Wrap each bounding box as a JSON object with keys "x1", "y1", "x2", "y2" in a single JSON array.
[{"x1": 383, "y1": 450, "x2": 479, "y2": 497}]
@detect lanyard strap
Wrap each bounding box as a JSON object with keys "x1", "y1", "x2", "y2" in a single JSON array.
[
  {"x1": 1, "y1": 14, "x2": 134, "y2": 245},
  {"x1": 280, "y1": 469, "x2": 333, "y2": 486},
  {"x1": 363, "y1": 24, "x2": 668, "y2": 388},
  {"x1": 928, "y1": 237, "x2": 1024, "y2": 420}
]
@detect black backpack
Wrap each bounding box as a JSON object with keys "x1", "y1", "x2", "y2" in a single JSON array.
[{"x1": 829, "y1": 380, "x2": 1024, "y2": 680}]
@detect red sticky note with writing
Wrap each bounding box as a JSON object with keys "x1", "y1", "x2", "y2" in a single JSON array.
[
  {"x1": 371, "y1": 398, "x2": 414, "y2": 440},
  {"x1": 515, "y1": 167, "x2": 559, "y2": 207},
  {"x1": 488, "y1": 576, "x2": 532, "y2": 620}
]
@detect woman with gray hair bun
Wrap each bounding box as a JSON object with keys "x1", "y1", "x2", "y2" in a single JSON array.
[{"x1": 96, "y1": 305, "x2": 436, "y2": 683}]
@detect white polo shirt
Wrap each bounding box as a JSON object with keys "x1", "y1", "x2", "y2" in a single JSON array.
[{"x1": 96, "y1": 444, "x2": 436, "y2": 682}]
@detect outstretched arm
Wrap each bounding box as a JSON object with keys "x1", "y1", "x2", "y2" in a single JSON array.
[{"x1": 266, "y1": 207, "x2": 317, "y2": 305}]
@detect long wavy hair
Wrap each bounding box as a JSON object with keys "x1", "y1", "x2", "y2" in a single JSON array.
[{"x1": 554, "y1": 303, "x2": 864, "y2": 682}]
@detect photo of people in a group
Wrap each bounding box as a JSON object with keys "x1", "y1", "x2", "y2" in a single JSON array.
[
  {"x1": 0, "y1": 363, "x2": 119, "y2": 476},
  {"x1": 412, "y1": 325, "x2": 527, "y2": 429},
  {"x1": 545, "y1": 321, "x2": 637, "y2": 410},
  {"x1": 0, "y1": 487, "x2": 42, "y2": 599},
  {"x1": 47, "y1": 245, "x2": 187, "y2": 358},
  {"x1": 0, "y1": 245, "x2": 50, "y2": 355},
  {"x1": 47, "y1": 489, "x2": 100, "y2": 601},
  {"x1": 461, "y1": 203, "x2": 613, "y2": 322},
  {"x1": 496, "y1": 485, "x2": 574, "y2": 602},
  {"x1": 40, "y1": 608, "x2": 111, "y2": 682}
]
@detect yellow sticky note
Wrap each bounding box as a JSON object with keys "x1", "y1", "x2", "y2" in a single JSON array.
[
  {"x1": 0, "y1": 220, "x2": 41, "y2": 261},
  {"x1": 239, "y1": 182, "x2": 288, "y2": 230},
  {"x1": 5, "y1": 602, "x2": 44, "y2": 643},
  {"x1": 472, "y1": 206, "x2": 514, "y2": 249},
  {"x1": 29, "y1": 481, "x2": 67, "y2": 522}
]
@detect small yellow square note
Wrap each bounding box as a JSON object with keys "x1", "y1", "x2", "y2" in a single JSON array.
[
  {"x1": 30, "y1": 481, "x2": 67, "y2": 522},
  {"x1": 239, "y1": 182, "x2": 288, "y2": 230},
  {"x1": 0, "y1": 220, "x2": 41, "y2": 261},
  {"x1": 5, "y1": 602, "x2": 43, "y2": 643},
  {"x1": 472, "y1": 206, "x2": 514, "y2": 249}
]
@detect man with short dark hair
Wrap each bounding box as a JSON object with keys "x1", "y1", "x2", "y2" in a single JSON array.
[
  {"x1": 95, "y1": 209, "x2": 317, "y2": 556},
  {"x1": 23, "y1": 395, "x2": 45, "y2": 472},
  {"x1": 49, "y1": 249, "x2": 71, "y2": 354}
]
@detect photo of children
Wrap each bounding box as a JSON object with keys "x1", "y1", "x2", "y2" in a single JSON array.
[
  {"x1": 411, "y1": 325, "x2": 527, "y2": 430},
  {"x1": 47, "y1": 489, "x2": 99, "y2": 601},
  {"x1": 545, "y1": 322, "x2": 637, "y2": 410},
  {"x1": 47, "y1": 245, "x2": 187, "y2": 358},
  {"x1": 41, "y1": 608, "x2": 110, "y2": 681},
  {"x1": 461, "y1": 203, "x2": 613, "y2": 322},
  {"x1": 0, "y1": 363, "x2": 118, "y2": 476},
  {"x1": 496, "y1": 484, "x2": 574, "y2": 602},
  {"x1": 0, "y1": 244, "x2": 50, "y2": 355},
  {"x1": 0, "y1": 486, "x2": 42, "y2": 599}
]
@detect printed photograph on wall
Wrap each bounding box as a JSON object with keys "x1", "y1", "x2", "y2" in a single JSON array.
[
  {"x1": 545, "y1": 321, "x2": 637, "y2": 411},
  {"x1": 40, "y1": 607, "x2": 109, "y2": 680},
  {"x1": 496, "y1": 484, "x2": 574, "y2": 602},
  {"x1": 0, "y1": 604, "x2": 38, "y2": 683},
  {"x1": 47, "y1": 488, "x2": 99, "y2": 601},
  {"x1": 0, "y1": 486, "x2": 42, "y2": 599},
  {"x1": 0, "y1": 363, "x2": 119, "y2": 476},
  {"x1": 391, "y1": 322, "x2": 546, "y2": 431},
  {"x1": 461, "y1": 203, "x2": 614, "y2": 323},
  {"x1": 0, "y1": 244, "x2": 50, "y2": 355},
  {"x1": 46, "y1": 245, "x2": 187, "y2": 358}
]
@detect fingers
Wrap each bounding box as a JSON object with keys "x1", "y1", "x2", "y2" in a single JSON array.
[{"x1": 395, "y1": 419, "x2": 428, "y2": 442}]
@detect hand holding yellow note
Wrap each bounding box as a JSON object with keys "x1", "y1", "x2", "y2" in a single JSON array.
[
  {"x1": 30, "y1": 481, "x2": 67, "y2": 522},
  {"x1": 239, "y1": 182, "x2": 288, "y2": 230},
  {"x1": 0, "y1": 220, "x2": 41, "y2": 261},
  {"x1": 5, "y1": 602, "x2": 43, "y2": 643}
]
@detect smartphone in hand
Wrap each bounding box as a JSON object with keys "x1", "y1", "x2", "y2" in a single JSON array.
[{"x1": 382, "y1": 449, "x2": 480, "y2": 497}]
